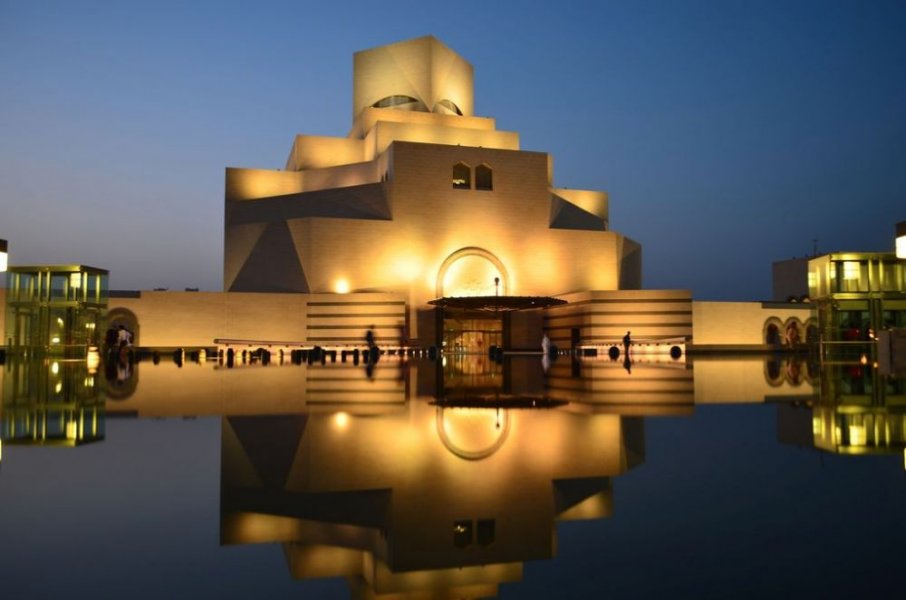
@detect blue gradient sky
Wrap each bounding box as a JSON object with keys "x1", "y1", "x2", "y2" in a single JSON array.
[{"x1": 1, "y1": 0, "x2": 904, "y2": 299}]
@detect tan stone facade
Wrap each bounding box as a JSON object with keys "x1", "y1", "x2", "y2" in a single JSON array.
[{"x1": 106, "y1": 290, "x2": 405, "y2": 348}]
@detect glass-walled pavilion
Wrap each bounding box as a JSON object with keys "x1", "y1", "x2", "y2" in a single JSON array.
[{"x1": 4, "y1": 265, "x2": 109, "y2": 357}]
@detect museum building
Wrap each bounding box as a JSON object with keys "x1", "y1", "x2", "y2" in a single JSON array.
[{"x1": 217, "y1": 35, "x2": 689, "y2": 350}]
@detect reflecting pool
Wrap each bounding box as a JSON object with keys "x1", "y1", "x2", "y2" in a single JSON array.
[{"x1": 1, "y1": 352, "x2": 903, "y2": 598}]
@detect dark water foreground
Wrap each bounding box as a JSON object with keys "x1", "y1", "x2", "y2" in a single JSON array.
[{"x1": 0, "y1": 354, "x2": 903, "y2": 598}]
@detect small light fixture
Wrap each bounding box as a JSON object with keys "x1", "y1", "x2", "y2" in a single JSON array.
[
  {"x1": 0, "y1": 239, "x2": 7, "y2": 272},
  {"x1": 334, "y1": 278, "x2": 350, "y2": 294},
  {"x1": 897, "y1": 221, "x2": 906, "y2": 259}
]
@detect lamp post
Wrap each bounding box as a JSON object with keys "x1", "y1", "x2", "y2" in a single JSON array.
[{"x1": 897, "y1": 221, "x2": 906, "y2": 259}]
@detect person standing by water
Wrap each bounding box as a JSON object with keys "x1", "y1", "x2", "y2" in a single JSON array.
[{"x1": 622, "y1": 331, "x2": 632, "y2": 374}]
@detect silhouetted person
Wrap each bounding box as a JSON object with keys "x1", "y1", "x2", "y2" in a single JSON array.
[
  {"x1": 622, "y1": 331, "x2": 631, "y2": 357},
  {"x1": 623, "y1": 354, "x2": 632, "y2": 374},
  {"x1": 364, "y1": 327, "x2": 379, "y2": 365},
  {"x1": 105, "y1": 327, "x2": 117, "y2": 354}
]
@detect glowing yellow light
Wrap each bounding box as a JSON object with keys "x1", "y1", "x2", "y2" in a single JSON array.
[
  {"x1": 848, "y1": 424, "x2": 866, "y2": 446},
  {"x1": 812, "y1": 417, "x2": 823, "y2": 437},
  {"x1": 66, "y1": 421, "x2": 78, "y2": 440},
  {"x1": 69, "y1": 272, "x2": 82, "y2": 289},
  {"x1": 334, "y1": 412, "x2": 349, "y2": 429},
  {"x1": 51, "y1": 362, "x2": 60, "y2": 375},
  {"x1": 87, "y1": 349, "x2": 100, "y2": 372},
  {"x1": 442, "y1": 255, "x2": 504, "y2": 297},
  {"x1": 55, "y1": 381, "x2": 63, "y2": 394},
  {"x1": 334, "y1": 278, "x2": 350, "y2": 294},
  {"x1": 56, "y1": 317, "x2": 64, "y2": 326},
  {"x1": 0, "y1": 253, "x2": 6, "y2": 273},
  {"x1": 199, "y1": 349, "x2": 207, "y2": 362},
  {"x1": 842, "y1": 262, "x2": 860, "y2": 281},
  {"x1": 860, "y1": 354, "x2": 868, "y2": 365}
]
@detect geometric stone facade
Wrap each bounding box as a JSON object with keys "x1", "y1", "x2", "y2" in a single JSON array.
[{"x1": 224, "y1": 36, "x2": 641, "y2": 344}]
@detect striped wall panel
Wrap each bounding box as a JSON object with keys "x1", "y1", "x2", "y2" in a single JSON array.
[
  {"x1": 305, "y1": 295, "x2": 407, "y2": 346},
  {"x1": 304, "y1": 362, "x2": 407, "y2": 405},
  {"x1": 545, "y1": 362, "x2": 693, "y2": 414},
  {"x1": 545, "y1": 291, "x2": 692, "y2": 345}
]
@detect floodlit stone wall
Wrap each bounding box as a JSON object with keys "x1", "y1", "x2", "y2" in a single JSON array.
[{"x1": 691, "y1": 301, "x2": 813, "y2": 349}]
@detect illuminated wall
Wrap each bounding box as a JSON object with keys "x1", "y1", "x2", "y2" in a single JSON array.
[
  {"x1": 107, "y1": 291, "x2": 406, "y2": 348},
  {"x1": 691, "y1": 301, "x2": 813, "y2": 349},
  {"x1": 547, "y1": 290, "x2": 690, "y2": 347}
]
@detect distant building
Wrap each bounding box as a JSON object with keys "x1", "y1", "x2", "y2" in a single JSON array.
[
  {"x1": 772, "y1": 257, "x2": 810, "y2": 302},
  {"x1": 807, "y1": 252, "x2": 906, "y2": 340},
  {"x1": 3, "y1": 265, "x2": 108, "y2": 356}
]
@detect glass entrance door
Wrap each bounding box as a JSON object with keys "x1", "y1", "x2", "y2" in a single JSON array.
[{"x1": 442, "y1": 316, "x2": 503, "y2": 354}]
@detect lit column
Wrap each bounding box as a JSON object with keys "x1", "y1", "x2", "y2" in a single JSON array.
[
  {"x1": 0, "y1": 239, "x2": 7, "y2": 272},
  {"x1": 897, "y1": 221, "x2": 906, "y2": 259}
]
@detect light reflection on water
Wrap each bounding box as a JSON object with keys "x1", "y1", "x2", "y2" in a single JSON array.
[{"x1": 0, "y1": 352, "x2": 904, "y2": 597}]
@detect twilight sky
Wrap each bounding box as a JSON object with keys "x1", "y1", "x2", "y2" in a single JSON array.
[{"x1": 1, "y1": 0, "x2": 904, "y2": 300}]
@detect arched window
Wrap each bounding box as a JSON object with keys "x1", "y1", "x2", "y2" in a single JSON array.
[
  {"x1": 475, "y1": 164, "x2": 493, "y2": 191},
  {"x1": 372, "y1": 95, "x2": 428, "y2": 112},
  {"x1": 433, "y1": 99, "x2": 464, "y2": 116},
  {"x1": 452, "y1": 163, "x2": 471, "y2": 189}
]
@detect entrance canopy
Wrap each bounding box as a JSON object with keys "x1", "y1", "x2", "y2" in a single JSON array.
[{"x1": 428, "y1": 295, "x2": 566, "y2": 313}]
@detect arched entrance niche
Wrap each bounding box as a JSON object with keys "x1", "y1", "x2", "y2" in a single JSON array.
[
  {"x1": 436, "y1": 247, "x2": 509, "y2": 299},
  {"x1": 106, "y1": 307, "x2": 140, "y2": 347},
  {"x1": 763, "y1": 317, "x2": 783, "y2": 347},
  {"x1": 436, "y1": 407, "x2": 511, "y2": 460},
  {"x1": 784, "y1": 317, "x2": 804, "y2": 347},
  {"x1": 103, "y1": 307, "x2": 140, "y2": 401},
  {"x1": 435, "y1": 248, "x2": 510, "y2": 353}
]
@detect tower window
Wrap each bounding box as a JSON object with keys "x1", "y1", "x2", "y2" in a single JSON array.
[
  {"x1": 372, "y1": 95, "x2": 427, "y2": 111},
  {"x1": 452, "y1": 163, "x2": 471, "y2": 189},
  {"x1": 434, "y1": 99, "x2": 464, "y2": 116},
  {"x1": 475, "y1": 164, "x2": 493, "y2": 191}
]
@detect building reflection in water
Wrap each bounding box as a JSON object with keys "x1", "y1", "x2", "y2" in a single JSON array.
[
  {"x1": 220, "y1": 356, "x2": 646, "y2": 598},
  {"x1": 801, "y1": 359, "x2": 905, "y2": 456},
  {"x1": 0, "y1": 356, "x2": 105, "y2": 453},
  {"x1": 9, "y1": 346, "x2": 887, "y2": 596}
]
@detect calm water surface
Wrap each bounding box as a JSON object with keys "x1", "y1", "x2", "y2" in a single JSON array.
[{"x1": 0, "y1": 353, "x2": 903, "y2": 598}]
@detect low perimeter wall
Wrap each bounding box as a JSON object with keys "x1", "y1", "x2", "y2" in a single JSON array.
[
  {"x1": 691, "y1": 301, "x2": 814, "y2": 351},
  {"x1": 108, "y1": 291, "x2": 406, "y2": 349}
]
